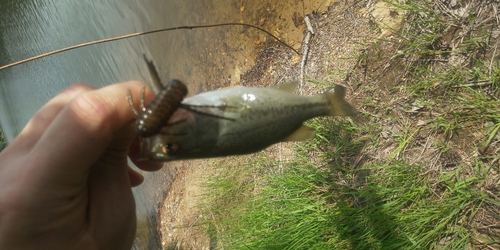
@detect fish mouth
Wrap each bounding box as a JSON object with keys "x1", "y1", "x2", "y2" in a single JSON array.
[
  {"x1": 138, "y1": 136, "x2": 167, "y2": 161},
  {"x1": 137, "y1": 137, "x2": 154, "y2": 161},
  {"x1": 137, "y1": 131, "x2": 187, "y2": 162}
]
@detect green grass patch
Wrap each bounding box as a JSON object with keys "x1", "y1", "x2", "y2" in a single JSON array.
[
  {"x1": 203, "y1": 116, "x2": 497, "y2": 249},
  {"x1": 199, "y1": 0, "x2": 500, "y2": 249}
]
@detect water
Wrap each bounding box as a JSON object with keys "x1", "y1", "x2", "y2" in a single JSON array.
[
  {"x1": 0, "y1": 0, "x2": 151, "y2": 141},
  {"x1": 0, "y1": 0, "x2": 313, "y2": 248},
  {"x1": 0, "y1": 0, "x2": 213, "y2": 248},
  {"x1": 0, "y1": 0, "x2": 299, "y2": 141}
]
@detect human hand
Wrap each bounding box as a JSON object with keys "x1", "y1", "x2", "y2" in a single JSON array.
[{"x1": 0, "y1": 81, "x2": 163, "y2": 249}]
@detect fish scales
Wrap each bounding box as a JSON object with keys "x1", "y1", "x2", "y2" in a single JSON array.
[
  {"x1": 202, "y1": 88, "x2": 328, "y2": 151},
  {"x1": 138, "y1": 83, "x2": 357, "y2": 161}
]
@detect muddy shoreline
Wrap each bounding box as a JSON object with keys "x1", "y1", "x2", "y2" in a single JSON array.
[{"x1": 155, "y1": 1, "x2": 380, "y2": 248}]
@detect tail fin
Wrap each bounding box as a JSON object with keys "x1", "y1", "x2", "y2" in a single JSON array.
[{"x1": 324, "y1": 85, "x2": 358, "y2": 116}]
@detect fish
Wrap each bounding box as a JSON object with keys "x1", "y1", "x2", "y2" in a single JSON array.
[{"x1": 138, "y1": 82, "x2": 357, "y2": 161}]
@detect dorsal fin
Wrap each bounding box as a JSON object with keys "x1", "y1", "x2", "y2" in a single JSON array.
[
  {"x1": 282, "y1": 125, "x2": 316, "y2": 142},
  {"x1": 143, "y1": 54, "x2": 164, "y2": 92},
  {"x1": 269, "y1": 81, "x2": 299, "y2": 93}
]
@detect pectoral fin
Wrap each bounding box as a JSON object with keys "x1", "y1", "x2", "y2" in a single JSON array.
[
  {"x1": 282, "y1": 125, "x2": 316, "y2": 142},
  {"x1": 270, "y1": 81, "x2": 299, "y2": 93}
]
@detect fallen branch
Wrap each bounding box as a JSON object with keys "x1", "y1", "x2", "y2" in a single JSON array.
[{"x1": 299, "y1": 15, "x2": 315, "y2": 95}]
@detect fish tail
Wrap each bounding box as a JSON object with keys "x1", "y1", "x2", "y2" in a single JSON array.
[{"x1": 324, "y1": 85, "x2": 358, "y2": 116}]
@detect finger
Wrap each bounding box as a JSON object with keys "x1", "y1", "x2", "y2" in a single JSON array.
[
  {"x1": 128, "y1": 136, "x2": 164, "y2": 171},
  {"x1": 10, "y1": 84, "x2": 94, "y2": 154},
  {"x1": 85, "y1": 149, "x2": 137, "y2": 249},
  {"x1": 131, "y1": 159, "x2": 165, "y2": 172},
  {"x1": 128, "y1": 167, "x2": 144, "y2": 187},
  {"x1": 29, "y1": 81, "x2": 155, "y2": 186}
]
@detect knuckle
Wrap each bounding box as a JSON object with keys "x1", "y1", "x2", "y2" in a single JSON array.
[
  {"x1": 65, "y1": 83, "x2": 94, "y2": 91},
  {"x1": 68, "y1": 92, "x2": 110, "y2": 133},
  {"x1": 61, "y1": 83, "x2": 94, "y2": 97}
]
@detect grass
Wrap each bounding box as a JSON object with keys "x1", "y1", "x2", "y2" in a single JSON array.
[
  {"x1": 203, "y1": 119, "x2": 497, "y2": 249},
  {"x1": 196, "y1": 1, "x2": 500, "y2": 249}
]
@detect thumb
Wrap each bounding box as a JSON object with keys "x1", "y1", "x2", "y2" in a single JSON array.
[{"x1": 28, "y1": 81, "x2": 150, "y2": 187}]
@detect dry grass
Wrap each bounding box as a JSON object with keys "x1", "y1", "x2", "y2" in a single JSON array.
[{"x1": 161, "y1": 0, "x2": 500, "y2": 249}]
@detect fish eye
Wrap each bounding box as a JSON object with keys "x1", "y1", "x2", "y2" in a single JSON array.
[{"x1": 162, "y1": 143, "x2": 179, "y2": 155}]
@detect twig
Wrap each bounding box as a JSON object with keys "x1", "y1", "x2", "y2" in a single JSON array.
[
  {"x1": 453, "y1": 80, "x2": 492, "y2": 88},
  {"x1": 494, "y1": 3, "x2": 499, "y2": 24},
  {"x1": 489, "y1": 40, "x2": 498, "y2": 75},
  {"x1": 486, "y1": 190, "x2": 500, "y2": 202},
  {"x1": 299, "y1": 15, "x2": 315, "y2": 95},
  {"x1": 304, "y1": 15, "x2": 315, "y2": 36},
  {"x1": 473, "y1": 238, "x2": 497, "y2": 250},
  {"x1": 412, "y1": 134, "x2": 434, "y2": 165},
  {"x1": 0, "y1": 23, "x2": 299, "y2": 71}
]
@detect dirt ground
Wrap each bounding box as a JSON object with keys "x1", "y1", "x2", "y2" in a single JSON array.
[
  {"x1": 157, "y1": 1, "x2": 390, "y2": 249},
  {"x1": 158, "y1": 0, "x2": 500, "y2": 249}
]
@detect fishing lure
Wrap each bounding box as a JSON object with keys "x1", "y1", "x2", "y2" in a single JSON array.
[{"x1": 128, "y1": 56, "x2": 188, "y2": 137}]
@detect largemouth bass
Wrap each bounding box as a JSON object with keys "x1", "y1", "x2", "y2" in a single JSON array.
[{"x1": 139, "y1": 82, "x2": 357, "y2": 161}]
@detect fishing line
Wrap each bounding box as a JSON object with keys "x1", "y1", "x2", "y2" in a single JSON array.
[{"x1": 0, "y1": 23, "x2": 299, "y2": 70}]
